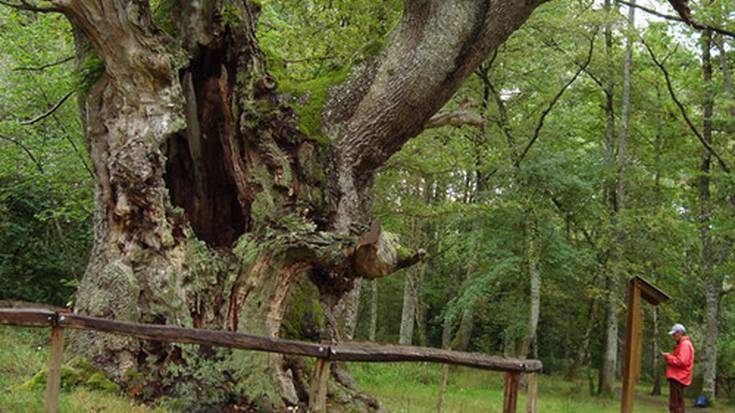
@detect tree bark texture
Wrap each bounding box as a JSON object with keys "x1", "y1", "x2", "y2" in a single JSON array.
[
  {"x1": 368, "y1": 279, "x2": 378, "y2": 341},
  {"x1": 519, "y1": 212, "x2": 541, "y2": 358},
  {"x1": 38, "y1": 0, "x2": 547, "y2": 410},
  {"x1": 599, "y1": 0, "x2": 621, "y2": 396},
  {"x1": 699, "y1": 29, "x2": 721, "y2": 402},
  {"x1": 339, "y1": 279, "x2": 362, "y2": 341},
  {"x1": 399, "y1": 266, "x2": 420, "y2": 345}
]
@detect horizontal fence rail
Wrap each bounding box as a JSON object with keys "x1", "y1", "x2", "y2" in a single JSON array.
[
  {"x1": 0, "y1": 308, "x2": 541, "y2": 373},
  {"x1": 329, "y1": 342, "x2": 542, "y2": 372},
  {"x1": 0, "y1": 307, "x2": 542, "y2": 413}
]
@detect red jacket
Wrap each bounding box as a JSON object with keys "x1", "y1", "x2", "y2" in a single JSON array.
[{"x1": 664, "y1": 336, "x2": 695, "y2": 386}]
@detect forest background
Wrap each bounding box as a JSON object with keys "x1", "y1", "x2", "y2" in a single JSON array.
[{"x1": 0, "y1": 0, "x2": 734, "y2": 410}]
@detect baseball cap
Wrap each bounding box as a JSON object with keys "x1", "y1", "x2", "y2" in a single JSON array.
[{"x1": 668, "y1": 323, "x2": 686, "y2": 335}]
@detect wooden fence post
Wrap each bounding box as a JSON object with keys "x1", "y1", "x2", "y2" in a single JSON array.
[
  {"x1": 503, "y1": 371, "x2": 520, "y2": 413},
  {"x1": 308, "y1": 358, "x2": 330, "y2": 413},
  {"x1": 621, "y1": 280, "x2": 643, "y2": 413},
  {"x1": 45, "y1": 325, "x2": 65, "y2": 413},
  {"x1": 525, "y1": 372, "x2": 538, "y2": 413}
]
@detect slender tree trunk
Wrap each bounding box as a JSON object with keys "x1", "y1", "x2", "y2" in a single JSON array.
[
  {"x1": 415, "y1": 283, "x2": 428, "y2": 347},
  {"x1": 455, "y1": 307, "x2": 475, "y2": 352},
  {"x1": 520, "y1": 211, "x2": 541, "y2": 358},
  {"x1": 436, "y1": 306, "x2": 474, "y2": 413},
  {"x1": 399, "y1": 266, "x2": 420, "y2": 345},
  {"x1": 715, "y1": 35, "x2": 735, "y2": 121},
  {"x1": 600, "y1": 284, "x2": 619, "y2": 396},
  {"x1": 436, "y1": 242, "x2": 477, "y2": 413},
  {"x1": 563, "y1": 319, "x2": 572, "y2": 361},
  {"x1": 436, "y1": 300, "x2": 454, "y2": 413},
  {"x1": 600, "y1": 0, "x2": 635, "y2": 395},
  {"x1": 566, "y1": 297, "x2": 597, "y2": 381},
  {"x1": 437, "y1": 364, "x2": 450, "y2": 413},
  {"x1": 651, "y1": 129, "x2": 663, "y2": 397},
  {"x1": 368, "y1": 279, "x2": 378, "y2": 341},
  {"x1": 599, "y1": 0, "x2": 620, "y2": 396},
  {"x1": 651, "y1": 306, "x2": 662, "y2": 395},
  {"x1": 699, "y1": 28, "x2": 721, "y2": 403}
]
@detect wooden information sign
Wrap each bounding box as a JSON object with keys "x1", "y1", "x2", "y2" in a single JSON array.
[{"x1": 620, "y1": 276, "x2": 669, "y2": 413}]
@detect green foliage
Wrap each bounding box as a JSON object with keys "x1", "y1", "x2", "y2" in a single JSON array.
[
  {"x1": 0, "y1": 7, "x2": 92, "y2": 306},
  {"x1": 355, "y1": 0, "x2": 735, "y2": 398},
  {"x1": 0, "y1": 176, "x2": 91, "y2": 306}
]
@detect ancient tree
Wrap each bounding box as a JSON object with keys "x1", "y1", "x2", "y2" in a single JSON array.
[{"x1": 0, "y1": 0, "x2": 547, "y2": 410}]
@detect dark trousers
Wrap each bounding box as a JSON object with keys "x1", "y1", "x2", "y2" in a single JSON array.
[{"x1": 668, "y1": 378, "x2": 686, "y2": 413}]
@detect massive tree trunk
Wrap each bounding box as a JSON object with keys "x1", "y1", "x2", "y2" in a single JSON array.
[{"x1": 31, "y1": 0, "x2": 546, "y2": 410}]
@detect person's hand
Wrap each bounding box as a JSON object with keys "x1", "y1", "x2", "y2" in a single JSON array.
[{"x1": 661, "y1": 352, "x2": 669, "y2": 358}]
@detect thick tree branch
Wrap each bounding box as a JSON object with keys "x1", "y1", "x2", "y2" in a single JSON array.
[
  {"x1": 642, "y1": 39, "x2": 731, "y2": 173},
  {"x1": 14, "y1": 56, "x2": 74, "y2": 71},
  {"x1": 352, "y1": 221, "x2": 425, "y2": 278},
  {"x1": 19, "y1": 90, "x2": 74, "y2": 125},
  {"x1": 424, "y1": 110, "x2": 487, "y2": 129},
  {"x1": 618, "y1": 0, "x2": 735, "y2": 40},
  {"x1": 0, "y1": 133, "x2": 44, "y2": 173},
  {"x1": 323, "y1": 0, "x2": 548, "y2": 229},
  {"x1": 325, "y1": 2, "x2": 545, "y2": 172}
]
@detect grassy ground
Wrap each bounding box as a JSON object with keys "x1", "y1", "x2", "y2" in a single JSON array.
[
  {"x1": 1, "y1": 327, "x2": 732, "y2": 412},
  {"x1": 0, "y1": 327, "x2": 169, "y2": 413},
  {"x1": 350, "y1": 363, "x2": 733, "y2": 413}
]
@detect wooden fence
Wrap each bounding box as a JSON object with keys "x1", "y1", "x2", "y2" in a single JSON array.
[{"x1": 0, "y1": 307, "x2": 542, "y2": 413}]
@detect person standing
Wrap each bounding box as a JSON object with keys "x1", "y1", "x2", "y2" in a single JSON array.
[{"x1": 662, "y1": 323, "x2": 695, "y2": 413}]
